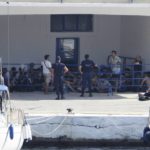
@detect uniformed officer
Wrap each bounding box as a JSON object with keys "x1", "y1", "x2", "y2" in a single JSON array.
[
  {"x1": 52, "y1": 56, "x2": 68, "y2": 100},
  {"x1": 79, "y1": 54, "x2": 96, "y2": 97}
]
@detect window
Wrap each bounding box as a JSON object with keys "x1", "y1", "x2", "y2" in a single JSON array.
[
  {"x1": 51, "y1": 15, "x2": 63, "y2": 32},
  {"x1": 51, "y1": 15, "x2": 93, "y2": 32}
]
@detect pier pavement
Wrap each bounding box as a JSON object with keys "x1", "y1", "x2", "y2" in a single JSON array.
[
  {"x1": 11, "y1": 92, "x2": 150, "y2": 142},
  {"x1": 10, "y1": 92, "x2": 150, "y2": 116}
]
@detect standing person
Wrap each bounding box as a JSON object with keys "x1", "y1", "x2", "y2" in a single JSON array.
[
  {"x1": 41, "y1": 54, "x2": 52, "y2": 94},
  {"x1": 108, "y1": 50, "x2": 121, "y2": 75},
  {"x1": 52, "y1": 56, "x2": 68, "y2": 100},
  {"x1": 0, "y1": 58, "x2": 4, "y2": 85},
  {"x1": 108, "y1": 50, "x2": 121, "y2": 91},
  {"x1": 79, "y1": 54, "x2": 96, "y2": 97},
  {"x1": 0, "y1": 70, "x2": 4, "y2": 85}
]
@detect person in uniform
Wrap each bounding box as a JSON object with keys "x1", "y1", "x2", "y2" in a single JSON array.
[
  {"x1": 52, "y1": 56, "x2": 68, "y2": 100},
  {"x1": 79, "y1": 54, "x2": 96, "y2": 97}
]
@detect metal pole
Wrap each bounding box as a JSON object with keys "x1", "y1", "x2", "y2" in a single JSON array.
[
  {"x1": 147, "y1": 107, "x2": 150, "y2": 127},
  {"x1": 7, "y1": 1, "x2": 10, "y2": 87},
  {"x1": 0, "y1": 57, "x2": 2, "y2": 84},
  {"x1": 0, "y1": 57, "x2": 2, "y2": 73},
  {"x1": 129, "y1": 0, "x2": 134, "y2": 3}
]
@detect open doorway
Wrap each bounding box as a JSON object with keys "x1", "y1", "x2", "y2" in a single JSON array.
[{"x1": 56, "y1": 38, "x2": 79, "y2": 70}]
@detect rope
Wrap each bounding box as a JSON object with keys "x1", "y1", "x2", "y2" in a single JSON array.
[
  {"x1": 32, "y1": 116, "x2": 67, "y2": 137},
  {"x1": 1, "y1": 125, "x2": 10, "y2": 150},
  {"x1": 27, "y1": 116, "x2": 57, "y2": 124},
  {"x1": 107, "y1": 117, "x2": 140, "y2": 138}
]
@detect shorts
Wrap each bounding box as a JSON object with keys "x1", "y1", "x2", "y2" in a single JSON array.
[{"x1": 43, "y1": 73, "x2": 51, "y2": 84}]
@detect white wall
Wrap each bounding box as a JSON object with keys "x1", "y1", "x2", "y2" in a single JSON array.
[
  {"x1": 28, "y1": 115, "x2": 146, "y2": 140},
  {"x1": 120, "y1": 16, "x2": 150, "y2": 68},
  {"x1": 0, "y1": 15, "x2": 121, "y2": 66}
]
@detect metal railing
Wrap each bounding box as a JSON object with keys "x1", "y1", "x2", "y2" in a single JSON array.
[{"x1": 2, "y1": 63, "x2": 149, "y2": 93}]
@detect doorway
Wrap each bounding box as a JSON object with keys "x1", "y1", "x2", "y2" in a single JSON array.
[{"x1": 56, "y1": 38, "x2": 79, "y2": 70}]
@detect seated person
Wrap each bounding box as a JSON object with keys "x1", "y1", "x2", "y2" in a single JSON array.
[
  {"x1": 139, "y1": 88, "x2": 150, "y2": 101},
  {"x1": 139, "y1": 73, "x2": 150, "y2": 100},
  {"x1": 141, "y1": 73, "x2": 150, "y2": 90},
  {"x1": 142, "y1": 125, "x2": 150, "y2": 144},
  {"x1": 133, "y1": 55, "x2": 142, "y2": 72}
]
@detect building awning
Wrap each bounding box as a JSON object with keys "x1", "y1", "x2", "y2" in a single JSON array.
[{"x1": 1, "y1": 2, "x2": 150, "y2": 16}]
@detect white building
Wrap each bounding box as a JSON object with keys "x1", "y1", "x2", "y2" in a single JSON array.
[{"x1": 0, "y1": 0, "x2": 150, "y2": 69}]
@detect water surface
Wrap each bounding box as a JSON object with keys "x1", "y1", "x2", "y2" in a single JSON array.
[{"x1": 22, "y1": 147, "x2": 150, "y2": 150}]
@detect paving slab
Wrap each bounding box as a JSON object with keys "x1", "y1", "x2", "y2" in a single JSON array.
[{"x1": 10, "y1": 92, "x2": 150, "y2": 115}]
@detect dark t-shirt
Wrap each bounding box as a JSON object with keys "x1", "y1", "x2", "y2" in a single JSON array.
[
  {"x1": 81, "y1": 59, "x2": 95, "y2": 73},
  {"x1": 134, "y1": 61, "x2": 142, "y2": 72},
  {"x1": 53, "y1": 63, "x2": 65, "y2": 77}
]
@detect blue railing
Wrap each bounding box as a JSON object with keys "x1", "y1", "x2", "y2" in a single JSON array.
[{"x1": 1, "y1": 63, "x2": 149, "y2": 93}]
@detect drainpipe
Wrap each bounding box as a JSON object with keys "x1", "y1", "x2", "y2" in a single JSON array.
[{"x1": 129, "y1": 0, "x2": 134, "y2": 3}]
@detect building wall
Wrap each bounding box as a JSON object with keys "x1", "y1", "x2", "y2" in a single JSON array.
[
  {"x1": 120, "y1": 16, "x2": 150, "y2": 69},
  {"x1": 0, "y1": 15, "x2": 121, "y2": 66}
]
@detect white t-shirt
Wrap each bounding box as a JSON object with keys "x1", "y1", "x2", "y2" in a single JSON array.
[
  {"x1": 41, "y1": 60, "x2": 52, "y2": 74},
  {"x1": 0, "y1": 75, "x2": 4, "y2": 85},
  {"x1": 109, "y1": 55, "x2": 121, "y2": 74}
]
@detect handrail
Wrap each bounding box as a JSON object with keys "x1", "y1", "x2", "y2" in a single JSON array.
[{"x1": 2, "y1": 63, "x2": 150, "y2": 92}]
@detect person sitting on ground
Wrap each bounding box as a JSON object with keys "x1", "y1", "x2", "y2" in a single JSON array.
[
  {"x1": 139, "y1": 88, "x2": 150, "y2": 101},
  {"x1": 141, "y1": 73, "x2": 150, "y2": 90},
  {"x1": 139, "y1": 73, "x2": 150, "y2": 100}
]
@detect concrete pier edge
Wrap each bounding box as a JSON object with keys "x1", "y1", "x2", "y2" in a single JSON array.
[{"x1": 22, "y1": 114, "x2": 150, "y2": 148}]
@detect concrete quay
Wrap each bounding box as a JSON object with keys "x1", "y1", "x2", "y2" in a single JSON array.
[{"x1": 10, "y1": 92, "x2": 150, "y2": 144}]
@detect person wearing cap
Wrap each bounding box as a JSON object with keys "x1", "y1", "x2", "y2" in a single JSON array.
[
  {"x1": 79, "y1": 54, "x2": 96, "y2": 97},
  {"x1": 52, "y1": 56, "x2": 68, "y2": 100},
  {"x1": 41, "y1": 54, "x2": 52, "y2": 94}
]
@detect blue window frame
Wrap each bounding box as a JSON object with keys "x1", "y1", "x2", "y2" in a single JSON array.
[{"x1": 51, "y1": 15, "x2": 93, "y2": 32}]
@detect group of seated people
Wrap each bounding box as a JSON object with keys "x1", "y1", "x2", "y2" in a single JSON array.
[
  {"x1": 0, "y1": 51, "x2": 149, "y2": 96},
  {"x1": 1, "y1": 64, "x2": 43, "y2": 92}
]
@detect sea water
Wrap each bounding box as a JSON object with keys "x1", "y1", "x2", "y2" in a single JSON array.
[{"x1": 22, "y1": 147, "x2": 150, "y2": 150}]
